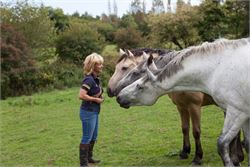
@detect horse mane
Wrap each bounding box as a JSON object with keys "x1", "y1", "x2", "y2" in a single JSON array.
[
  {"x1": 158, "y1": 38, "x2": 250, "y2": 81},
  {"x1": 116, "y1": 48, "x2": 171, "y2": 63}
]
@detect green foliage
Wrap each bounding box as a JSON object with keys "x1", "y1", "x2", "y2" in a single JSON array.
[
  {"x1": 55, "y1": 22, "x2": 105, "y2": 64},
  {"x1": 198, "y1": 0, "x2": 227, "y2": 41},
  {"x1": 40, "y1": 60, "x2": 83, "y2": 89},
  {"x1": 33, "y1": 47, "x2": 57, "y2": 66},
  {"x1": 0, "y1": 23, "x2": 37, "y2": 99},
  {"x1": 147, "y1": 4, "x2": 201, "y2": 49},
  {"x1": 48, "y1": 7, "x2": 69, "y2": 33},
  {"x1": 1, "y1": 0, "x2": 56, "y2": 48},
  {"x1": 114, "y1": 27, "x2": 143, "y2": 49},
  {"x1": 132, "y1": 12, "x2": 150, "y2": 37},
  {"x1": 88, "y1": 20, "x2": 117, "y2": 43},
  {"x1": 223, "y1": 0, "x2": 249, "y2": 38},
  {"x1": 119, "y1": 14, "x2": 138, "y2": 28}
]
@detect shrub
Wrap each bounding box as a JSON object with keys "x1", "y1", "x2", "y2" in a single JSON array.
[
  {"x1": 0, "y1": 24, "x2": 37, "y2": 99},
  {"x1": 114, "y1": 27, "x2": 143, "y2": 49},
  {"x1": 55, "y1": 22, "x2": 105, "y2": 64}
]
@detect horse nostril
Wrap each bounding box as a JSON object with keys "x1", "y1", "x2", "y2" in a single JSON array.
[{"x1": 107, "y1": 87, "x2": 114, "y2": 97}]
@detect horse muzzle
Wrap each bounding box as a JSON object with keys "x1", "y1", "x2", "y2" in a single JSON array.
[
  {"x1": 107, "y1": 87, "x2": 115, "y2": 97},
  {"x1": 116, "y1": 96, "x2": 130, "y2": 109}
]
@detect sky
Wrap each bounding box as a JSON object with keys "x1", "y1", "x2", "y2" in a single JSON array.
[{"x1": 3, "y1": 0, "x2": 201, "y2": 17}]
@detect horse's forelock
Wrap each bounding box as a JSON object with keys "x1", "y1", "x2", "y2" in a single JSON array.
[
  {"x1": 117, "y1": 48, "x2": 168, "y2": 64},
  {"x1": 116, "y1": 54, "x2": 128, "y2": 64}
]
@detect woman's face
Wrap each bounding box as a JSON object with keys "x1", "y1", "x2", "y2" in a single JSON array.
[{"x1": 93, "y1": 62, "x2": 103, "y2": 74}]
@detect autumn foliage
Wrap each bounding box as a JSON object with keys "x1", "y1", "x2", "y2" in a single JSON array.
[{"x1": 1, "y1": 24, "x2": 37, "y2": 98}]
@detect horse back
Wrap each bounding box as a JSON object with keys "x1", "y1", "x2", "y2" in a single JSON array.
[{"x1": 168, "y1": 91, "x2": 215, "y2": 108}]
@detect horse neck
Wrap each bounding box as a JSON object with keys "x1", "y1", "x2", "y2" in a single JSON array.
[
  {"x1": 161, "y1": 53, "x2": 219, "y2": 94},
  {"x1": 155, "y1": 51, "x2": 177, "y2": 68}
]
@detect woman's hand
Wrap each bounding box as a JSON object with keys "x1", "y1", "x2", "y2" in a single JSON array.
[{"x1": 94, "y1": 97, "x2": 104, "y2": 104}]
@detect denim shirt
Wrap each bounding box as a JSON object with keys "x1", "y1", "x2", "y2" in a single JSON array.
[{"x1": 80, "y1": 74, "x2": 102, "y2": 112}]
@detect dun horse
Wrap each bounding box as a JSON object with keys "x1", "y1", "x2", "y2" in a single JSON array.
[
  {"x1": 108, "y1": 48, "x2": 243, "y2": 165},
  {"x1": 116, "y1": 38, "x2": 250, "y2": 167}
]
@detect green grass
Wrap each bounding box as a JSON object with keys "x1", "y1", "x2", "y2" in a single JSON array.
[{"x1": 0, "y1": 88, "x2": 248, "y2": 166}]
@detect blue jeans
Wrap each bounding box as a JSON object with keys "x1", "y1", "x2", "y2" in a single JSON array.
[{"x1": 80, "y1": 108, "x2": 99, "y2": 144}]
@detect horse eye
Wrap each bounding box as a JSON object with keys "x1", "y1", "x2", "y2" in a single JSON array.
[
  {"x1": 136, "y1": 84, "x2": 143, "y2": 90},
  {"x1": 133, "y1": 71, "x2": 139, "y2": 75},
  {"x1": 122, "y1": 67, "x2": 128, "y2": 71}
]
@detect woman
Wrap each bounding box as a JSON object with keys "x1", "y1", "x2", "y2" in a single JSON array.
[{"x1": 79, "y1": 53, "x2": 104, "y2": 167}]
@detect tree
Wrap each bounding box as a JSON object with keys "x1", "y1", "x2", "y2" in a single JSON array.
[
  {"x1": 88, "y1": 20, "x2": 117, "y2": 43},
  {"x1": 167, "y1": 0, "x2": 171, "y2": 12},
  {"x1": 130, "y1": 0, "x2": 143, "y2": 14},
  {"x1": 119, "y1": 14, "x2": 138, "y2": 28},
  {"x1": 142, "y1": 0, "x2": 146, "y2": 13},
  {"x1": 1, "y1": 24, "x2": 37, "y2": 98},
  {"x1": 72, "y1": 11, "x2": 80, "y2": 18},
  {"x1": 223, "y1": 0, "x2": 249, "y2": 38},
  {"x1": 198, "y1": 0, "x2": 226, "y2": 41},
  {"x1": 113, "y1": 0, "x2": 118, "y2": 16},
  {"x1": 108, "y1": 0, "x2": 111, "y2": 15},
  {"x1": 147, "y1": 4, "x2": 201, "y2": 49},
  {"x1": 114, "y1": 27, "x2": 143, "y2": 49},
  {"x1": 48, "y1": 8, "x2": 70, "y2": 33},
  {"x1": 151, "y1": 0, "x2": 165, "y2": 14},
  {"x1": 55, "y1": 22, "x2": 105, "y2": 64},
  {"x1": 1, "y1": 1, "x2": 56, "y2": 48}
]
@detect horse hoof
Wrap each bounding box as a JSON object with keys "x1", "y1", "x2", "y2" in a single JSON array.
[
  {"x1": 179, "y1": 151, "x2": 188, "y2": 159},
  {"x1": 191, "y1": 159, "x2": 202, "y2": 166},
  {"x1": 233, "y1": 162, "x2": 241, "y2": 167}
]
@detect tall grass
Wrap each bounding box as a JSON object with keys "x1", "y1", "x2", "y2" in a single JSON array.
[{"x1": 0, "y1": 88, "x2": 248, "y2": 166}]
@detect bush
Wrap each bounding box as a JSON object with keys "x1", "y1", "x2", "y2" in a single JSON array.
[
  {"x1": 0, "y1": 24, "x2": 38, "y2": 99},
  {"x1": 55, "y1": 22, "x2": 105, "y2": 64},
  {"x1": 114, "y1": 27, "x2": 143, "y2": 49},
  {"x1": 40, "y1": 60, "x2": 83, "y2": 89}
]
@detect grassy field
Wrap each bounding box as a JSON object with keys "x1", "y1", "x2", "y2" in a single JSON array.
[{"x1": 0, "y1": 87, "x2": 248, "y2": 166}]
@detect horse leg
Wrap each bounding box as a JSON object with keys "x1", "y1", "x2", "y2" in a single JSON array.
[
  {"x1": 229, "y1": 131, "x2": 244, "y2": 166},
  {"x1": 189, "y1": 105, "x2": 203, "y2": 165},
  {"x1": 242, "y1": 119, "x2": 250, "y2": 166},
  {"x1": 223, "y1": 112, "x2": 244, "y2": 165},
  {"x1": 218, "y1": 109, "x2": 248, "y2": 167},
  {"x1": 177, "y1": 105, "x2": 191, "y2": 159}
]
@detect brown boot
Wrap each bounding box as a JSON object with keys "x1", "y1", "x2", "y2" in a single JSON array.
[
  {"x1": 88, "y1": 141, "x2": 101, "y2": 163},
  {"x1": 79, "y1": 144, "x2": 89, "y2": 167}
]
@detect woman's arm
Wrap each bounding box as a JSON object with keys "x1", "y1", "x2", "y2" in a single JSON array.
[{"x1": 79, "y1": 88, "x2": 104, "y2": 104}]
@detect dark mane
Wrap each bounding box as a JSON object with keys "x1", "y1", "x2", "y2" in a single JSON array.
[
  {"x1": 116, "y1": 48, "x2": 171, "y2": 64},
  {"x1": 131, "y1": 48, "x2": 171, "y2": 57},
  {"x1": 116, "y1": 54, "x2": 128, "y2": 63}
]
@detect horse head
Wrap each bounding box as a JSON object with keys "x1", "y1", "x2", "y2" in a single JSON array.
[
  {"x1": 117, "y1": 55, "x2": 165, "y2": 108},
  {"x1": 107, "y1": 48, "x2": 168, "y2": 97},
  {"x1": 107, "y1": 49, "x2": 139, "y2": 97}
]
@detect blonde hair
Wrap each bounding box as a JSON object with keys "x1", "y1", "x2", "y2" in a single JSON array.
[{"x1": 83, "y1": 53, "x2": 104, "y2": 75}]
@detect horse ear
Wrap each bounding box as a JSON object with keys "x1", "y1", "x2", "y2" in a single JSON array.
[
  {"x1": 146, "y1": 54, "x2": 158, "y2": 71},
  {"x1": 146, "y1": 55, "x2": 157, "y2": 81},
  {"x1": 119, "y1": 48, "x2": 126, "y2": 56},
  {"x1": 142, "y1": 52, "x2": 149, "y2": 60},
  {"x1": 127, "y1": 50, "x2": 134, "y2": 57},
  {"x1": 149, "y1": 59, "x2": 158, "y2": 71},
  {"x1": 147, "y1": 54, "x2": 154, "y2": 66},
  {"x1": 146, "y1": 66, "x2": 157, "y2": 81}
]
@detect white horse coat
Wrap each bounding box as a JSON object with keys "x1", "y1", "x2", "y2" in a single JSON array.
[{"x1": 117, "y1": 38, "x2": 250, "y2": 167}]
